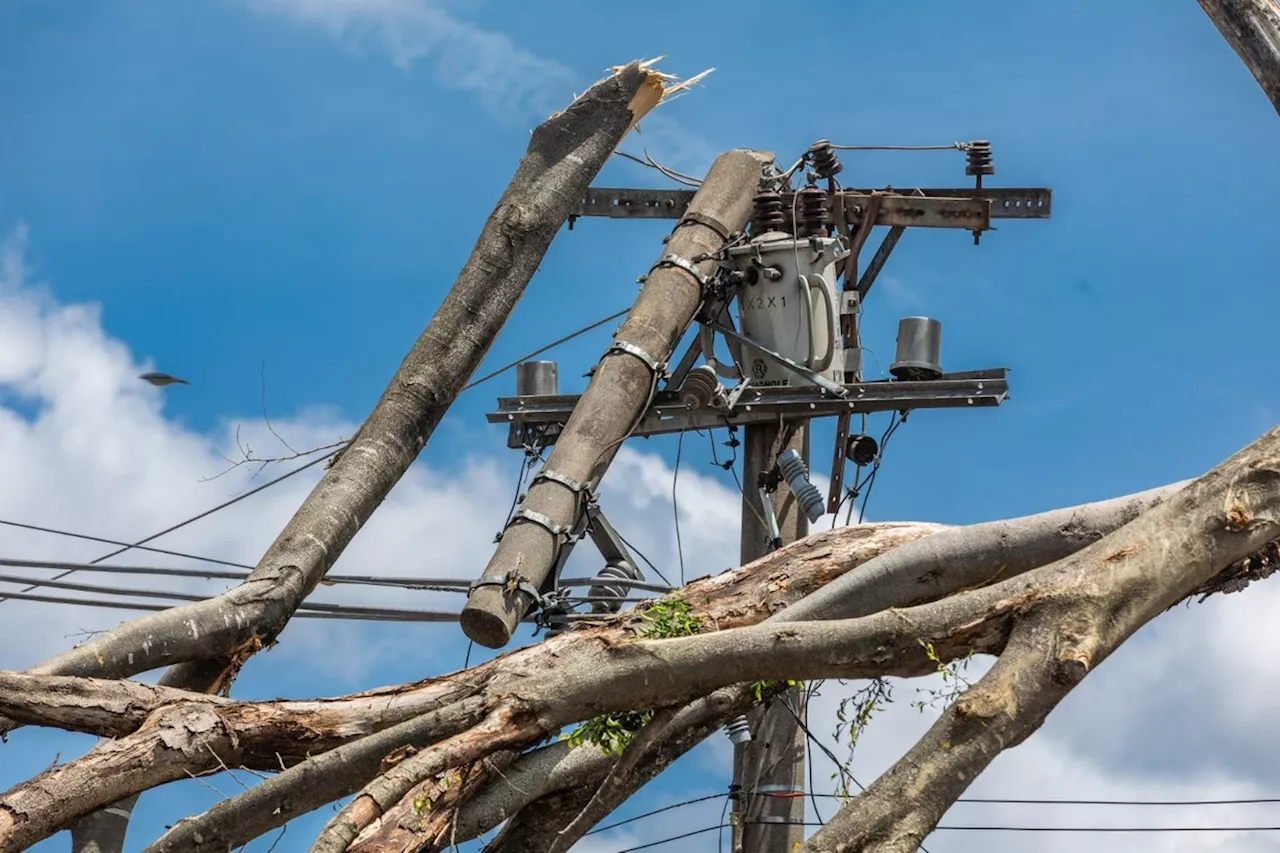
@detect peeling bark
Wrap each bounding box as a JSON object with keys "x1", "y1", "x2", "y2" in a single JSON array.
[{"x1": 137, "y1": 524, "x2": 933, "y2": 852}]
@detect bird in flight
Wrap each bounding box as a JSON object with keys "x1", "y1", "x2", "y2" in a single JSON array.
[{"x1": 138, "y1": 372, "x2": 190, "y2": 387}]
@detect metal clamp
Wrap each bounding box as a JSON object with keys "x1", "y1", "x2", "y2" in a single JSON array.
[
  {"x1": 650, "y1": 253, "x2": 711, "y2": 288},
  {"x1": 468, "y1": 569, "x2": 542, "y2": 601},
  {"x1": 605, "y1": 340, "x2": 669, "y2": 379},
  {"x1": 510, "y1": 507, "x2": 574, "y2": 541},
  {"x1": 531, "y1": 468, "x2": 593, "y2": 497}
]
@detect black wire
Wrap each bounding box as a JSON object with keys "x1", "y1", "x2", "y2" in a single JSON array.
[
  {"x1": 0, "y1": 447, "x2": 342, "y2": 606},
  {"x1": 0, "y1": 520, "x2": 253, "y2": 570},
  {"x1": 614, "y1": 531, "x2": 672, "y2": 589},
  {"x1": 586, "y1": 793, "x2": 727, "y2": 836},
  {"x1": 462, "y1": 309, "x2": 629, "y2": 393},
  {"x1": 615, "y1": 825, "x2": 721, "y2": 851},
  {"x1": 717, "y1": 794, "x2": 730, "y2": 853},
  {"x1": 672, "y1": 431, "x2": 686, "y2": 586},
  {"x1": 741, "y1": 821, "x2": 1280, "y2": 833}
]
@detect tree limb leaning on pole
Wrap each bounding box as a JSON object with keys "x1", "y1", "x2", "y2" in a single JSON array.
[{"x1": 40, "y1": 59, "x2": 675, "y2": 853}]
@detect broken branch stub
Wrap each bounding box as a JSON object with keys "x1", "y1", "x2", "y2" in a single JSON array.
[{"x1": 462, "y1": 146, "x2": 774, "y2": 649}]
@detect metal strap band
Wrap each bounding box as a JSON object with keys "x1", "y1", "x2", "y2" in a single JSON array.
[
  {"x1": 468, "y1": 570, "x2": 541, "y2": 601},
  {"x1": 510, "y1": 507, "x2": 572, "y2": 540},
  {"x1": 650, "y1": 253, "x2": 710, "y2": 288},
  {"x1": 532, "y1": 469, "x2": 591, "y2": 495},
  {"x1": 673, "y1": 211, "x2": 731, "y2": 242},
  {"x1": 605, "y1": 340, "x2": 668, "y2": 378}
]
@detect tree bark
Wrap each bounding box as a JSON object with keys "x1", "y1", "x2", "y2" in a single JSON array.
[
  {"x1": 25, "y1": 60, "x2": 667, "y2": 853},
  {"x1": 138, "y1": 523, "x2": 936, "y2": 853},
  {"x1": 471, "y1": 479, "x2": 1189, "y2": 848},
  {"x1": 799, "y1": 425, "x2": 1280, "y2": 852},
  {"x1": 461, "y1": 146, "x2": 774, "y2": 649},
  {"x1": 1199, "y1": 0, "x2": 1280, "y2": 115}
]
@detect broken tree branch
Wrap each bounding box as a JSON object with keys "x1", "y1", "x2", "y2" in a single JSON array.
[{"x1": 801, "y1": 424, "x2": 1280, "y2": 852}]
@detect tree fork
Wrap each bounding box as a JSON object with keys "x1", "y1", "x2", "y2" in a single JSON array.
[{"x1": 461, "y1": 146, "x2": 774, "y2": 649}]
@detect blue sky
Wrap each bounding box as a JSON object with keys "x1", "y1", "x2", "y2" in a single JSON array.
[{"x1": 2, "y1": 1, "x2": 1280, "y2": 851}]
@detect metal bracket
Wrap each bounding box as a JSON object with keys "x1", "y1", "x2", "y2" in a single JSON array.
[
  {"x1": 574, "y1": 186, "x2": 1053, "y2": 224},
  {"x1": 489, "y1": 369, "x2": 1010, "y2": 442}
]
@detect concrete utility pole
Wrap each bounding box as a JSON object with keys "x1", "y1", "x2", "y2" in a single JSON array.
[
  {"x1": 731, "y1": 422, "x2": 809, "y2": 852},
  {"x1": 462, "y1": 148, "x2": 772, "y2": 650}
]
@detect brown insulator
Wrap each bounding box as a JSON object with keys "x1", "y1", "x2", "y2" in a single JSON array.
[
  {"x1": 750, "y1": 187, "x2": 786, "y2": 235},
  {"x1": 809, "y1": 139, "x2": 843, "y2": 179},
  {"x1": 965, "y1": 140, "x2": 994, "y2": 177},
  {"x1": 795, "y1": 185, "x2": 829, "y2": 238}
]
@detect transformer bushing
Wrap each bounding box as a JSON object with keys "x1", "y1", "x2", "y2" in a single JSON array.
[
  {"x1": 723, "y1": 714, "x2": 752, "y2": 745},
  {"x1": 778, "y1": 448, "x2": 825, "y2": 523}
]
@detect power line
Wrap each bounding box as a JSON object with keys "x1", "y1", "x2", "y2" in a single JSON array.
[
  {"x1": 462, "y1": 308, "x2": 629, "y2": 393},
  {"x1": 587, "y1": 794, "x2": 727, "y2": 836},
  {"x1": 0, "y1": 447, "x2": 342, "y2": 606},
  {"x1": 0, "y1": 520, "x2": 254, "y2": 570},
  {"x1": 616, "y1": 825, "x2": 721, "y2": 851},
  {"x1": 0, "y1": 307, "x2": 629, "y2": 608}
]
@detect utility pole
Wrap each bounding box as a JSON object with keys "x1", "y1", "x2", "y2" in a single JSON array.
[
  {"x1": 462, "y1": 148, "x2": 772, "y2": 650},
  {"x1": 477, "y1": 137, "x2": 1051, "y2": 849},
  {"x1": 732, "y1": 422, "x2": 810, "y2": 852}
]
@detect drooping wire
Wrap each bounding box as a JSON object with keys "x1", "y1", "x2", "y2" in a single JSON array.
[
  {"x1": 672, "y1": 431, "x2": 686, "y2": 585},
  {"x1": 586, "y1": 794, "x2": 728, "y2": 836},
  {"x1": 613, "y1": 150, "x2": 703, "y2": 187},
  {"x1": 615, "y1": 531, "x2": 672, "y2": 588}
]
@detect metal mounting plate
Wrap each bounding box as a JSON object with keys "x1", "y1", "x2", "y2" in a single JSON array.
[
  {"x1": 490, "y1": 369, "x2": 1010, "y2": 446},
  {"x1": 573, "y1": 187, "x2": 1051, "y2": 224}
]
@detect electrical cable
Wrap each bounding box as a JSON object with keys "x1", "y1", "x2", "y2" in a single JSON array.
[
  {"x1": 613, "y1": 150, "x2": 703, "y2": 187},
  {"x1": 672, "y1": 431, "x2": 686, "y2": 585},
  {"x1": 615, "y1": 825, "x2": 721, "y2": 851},
  {"x1": 0, "y1": 519, "x2": 253, "y2": 570},
  {"x1": 0, "y1": 447, "x2": 342, "y2": 607},
  {"x1": 0, "y1": 307, "x2": 628, "y2": 608},
  {"x1": 0, "y1": 557, "x2": 481, "y2": 593},
  {"x1": 463, "y1": 309, "x2": 629, "y2": 393},
  {"x1": 614, "y1": 531, "x2": 672, "y2": 589},
  {"x1": 586, "y1": 794, "x2": 727, "y2": 836},
  {"x1": 824, "y1": 143, "x2": 969, "y2": 152}
]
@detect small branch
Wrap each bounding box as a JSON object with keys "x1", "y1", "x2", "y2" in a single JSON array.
[
  {"x1": 549, "y1": 706, "x2": 680, "y2": 853},
  {"x1": 143, "y1": 698, "x2": 488, "y2": 853},
  {"x1": 310, "y1": 703, "x2": 541, "y2": 853}
]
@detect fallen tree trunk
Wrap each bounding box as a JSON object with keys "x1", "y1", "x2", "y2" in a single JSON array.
[
  {"x1": 16, "y1": 60, "x2": 669, "y2": 853},
  {"x1": 800, "y1": 424, "x2": 1280, "y2": 851},
  {"x1": 125, "y1": 523, "x2": 941, "y2": 853},
  {"x1": 150, "y1": 479, "x2": 1192, "y2": 852},
  {"x1": 427, "y1": 478, "x2": 1191, "y2": 850}
]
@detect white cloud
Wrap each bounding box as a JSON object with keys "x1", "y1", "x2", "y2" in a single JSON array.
[
  {"x1": 241, "y1": 0, "x2": 577, "y2": 122},
  {"x1": 2, "y1": 220, "x2": 1279, "y2": 853}
]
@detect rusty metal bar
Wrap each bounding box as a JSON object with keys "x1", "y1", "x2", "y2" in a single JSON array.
[{"x1": 574, "y1": 186, "x2": 1051, "y2": 223}]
